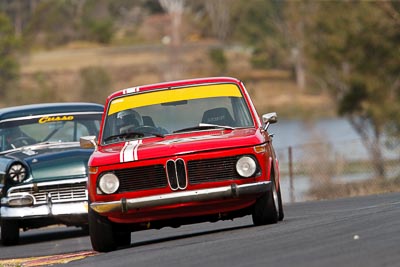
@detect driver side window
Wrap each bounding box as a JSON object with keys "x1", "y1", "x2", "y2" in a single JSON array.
[{"x1": 50, "y1": 122, "x2": 90, "y2": 142}]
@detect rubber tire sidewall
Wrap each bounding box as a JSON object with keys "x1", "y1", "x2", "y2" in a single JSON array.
[
  {"x1": 252, "y1": 179, "x2": 279, "y2": 226},
  {"x1": 115, "y1": 231, "x2": 131, "y2": 247},
  {"x1": 277, "y1": 184, "x2": 284, "y2": 221},
  {"x1": 88, "y1": 208, "x2": 118, "y2": 252},
  {"x1": 1, "y1": 219, "x2": 20, "y2": 246}
]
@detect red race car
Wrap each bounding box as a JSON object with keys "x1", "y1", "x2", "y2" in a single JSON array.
[{"x1": 81, "y1": 77, "x2": 284, "y2": 252}]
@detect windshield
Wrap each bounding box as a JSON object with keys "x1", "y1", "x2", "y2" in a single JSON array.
[
  {"x1": 0, "y1": 113, "x2": 102, "y2": 152},
  {"x1": 102, "y1": 83, "x2": 254, "y2": 144}
]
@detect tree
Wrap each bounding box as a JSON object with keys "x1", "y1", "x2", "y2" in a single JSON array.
[
  {"x1": 80, "y1": 66, "x2": 111, "y2": 104},
  {"x1": 378, "y1": 1, "x2": 400, "y2": 140},
  {"x1": 280, "y1": 0, "x2": 317, "y2": 91},
  {"x1": 26, "y1": 1, "x2": 80, "y2": 48},
  {"x1": 25, "y1": 0, "x2": 114, "y2": 47},
  {"x1": 159, "y1": 0, "x2": 186, "y2": 80},
  {"x1": 0, "y1": 12, "x2": 19, "y2": 99},
  {"x1": 80, "y1": 0, "x2": 114, "y2": 44},
  {"x1": 204, "y1": 0, "x2": 231, "y2": 42},
  {"x1": 307, "y1": 1, "x2": 400, "y2": 179},
  {"x1": 0, "y1": 0, "x2": 38, "y2": 38},
  {"x1": 230, "y1": 0, "x2": 286, "y2": 70}
]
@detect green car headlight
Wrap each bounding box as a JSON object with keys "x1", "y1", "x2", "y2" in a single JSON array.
[{"x1": 8, "y1": 163, "x2": 27, "y2": 183}]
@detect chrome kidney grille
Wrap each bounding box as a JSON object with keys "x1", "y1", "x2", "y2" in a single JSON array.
[{"x1": 166, "y1": 159, "x2": 187, "y2": 190}]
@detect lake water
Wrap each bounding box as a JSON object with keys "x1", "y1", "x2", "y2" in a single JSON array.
[
  {"x1": 269, "y1": 118, "x2": 399, "y2": 202},
  {"x1": 271, "y1": 117, "x2": 399, "y2": 160},
  {"x1": 272, "y1": 118, "x2": 361, "y2": 151}
]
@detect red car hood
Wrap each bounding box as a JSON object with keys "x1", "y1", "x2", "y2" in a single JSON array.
[{"x1": 90, "y1": 128, "x2": 265, "y2": 166}]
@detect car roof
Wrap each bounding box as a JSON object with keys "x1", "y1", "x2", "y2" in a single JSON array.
[
  {"x1": 0, "y1": 102, "x2": 104, "y2": 121},
  {"x1": 108, "y1": 77, "x2": 242, "y2": 100}
]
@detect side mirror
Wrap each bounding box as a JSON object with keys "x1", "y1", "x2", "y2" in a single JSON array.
[
  {"x1": 80, "y1": 136, "x2": 97, "y2": 149},
  {"x1": 262, "y1": 112, "x2": 278, "y2": 131}
]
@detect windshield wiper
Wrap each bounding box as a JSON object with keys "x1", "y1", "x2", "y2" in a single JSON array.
[
  {"x1": 173, "y1": 123, "x2": 235, "y2": 133},
  {"x1": 28, "y1": 141, "x2": 59, "y2": 146},
  {"x1": 104, "y1": 132, "x2": 145, "y2": 143},
  {"x1": 104, "y1": 130, "x2": 164, "y2": 143},
  {"x1": 141, "y1": 130, "x2": 165, "y2": 138}
]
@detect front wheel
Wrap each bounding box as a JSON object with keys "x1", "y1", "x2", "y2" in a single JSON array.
[
  {"x1": 252, "y1": 180, "x2": 280, "y2": 226},
  {"x1": 1, "y1": 219, "x2": 20, "y2": 246},
  {"x1": 277, "y1": 183, "x2": 284, "y2": 221},
  {"x1": 89, "y1": 208, "x2": 131, "y2": 252}
]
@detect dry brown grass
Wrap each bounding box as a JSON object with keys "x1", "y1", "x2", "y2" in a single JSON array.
[
  {"x1": 307, "y1": 178, "x2": 400, "y2": 200},
  {"x1": 12, "y1": 43, "x2": 335, "y2": 119}
]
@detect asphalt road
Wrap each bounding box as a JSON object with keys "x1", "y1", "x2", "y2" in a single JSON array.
[{"x1": 1, "y1": 192, "x2": 400, "y2": 267}]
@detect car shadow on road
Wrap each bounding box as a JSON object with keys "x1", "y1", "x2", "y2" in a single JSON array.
[
  {"x1": 127, "y1": 223, "x2": 254, "y2": 249},
  {"x1": 1, "y1": 226, "x2": 89, "y2": 246}
]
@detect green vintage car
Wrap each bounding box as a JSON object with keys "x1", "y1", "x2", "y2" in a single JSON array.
[{"x1": 0, "y1": 102, "x2": 103, "y2": 245}]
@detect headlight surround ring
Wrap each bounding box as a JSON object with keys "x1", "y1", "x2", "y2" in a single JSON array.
[
  {"x1": 236, "y1": 156, "x2": 257, "y2": 178},
  {"x1": 98, "y1": 172, "x2": 120, "y2": 194}
]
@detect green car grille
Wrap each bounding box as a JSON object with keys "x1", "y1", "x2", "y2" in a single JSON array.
[{"x1": 8, "y1": 179, "x2": 87, "y2": 205}]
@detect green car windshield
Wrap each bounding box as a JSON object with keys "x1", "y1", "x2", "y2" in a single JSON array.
[
  {"x1": 0, "y1": 113, "x2": 101, "y2": 152},
  {"x1": 102, "y1": 83, "x2": 254, "y2": 144}
]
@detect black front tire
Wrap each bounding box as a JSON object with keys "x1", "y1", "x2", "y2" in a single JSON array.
[
  {"x1": 115, "y1": 231, "x2": 131, "y2": 247},
  {"x1": 1, "y1": 219, "x2": 20, "y2": 246},
  {"x1": 277, "y1": 184, "x2": 284, "y2": 221},
  {"x1": 252, "y1": 180, "x2": 279, "y2": 226},
  {"x1": 89, "y1": 208, "x2": 129, "y2": 252}
]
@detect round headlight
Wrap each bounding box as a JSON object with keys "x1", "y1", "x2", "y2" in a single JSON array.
[
  {"x1": 236, "y1": 156, "x2": 257, "y2": 177},
  {"x1": 8, "y1": 163, "x2": 27, "y2": 183},
  {"x1": 98, "y1": 173, "x2": 120, "y2": 194}
]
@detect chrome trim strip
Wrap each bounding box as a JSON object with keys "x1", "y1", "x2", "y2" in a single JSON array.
[
  {"x1": 0, "y1": 111, "x2": 103, "y2": 123},
  {"x1": 0, "y1": 142, "x2": 86, "y2": 155},
  {"x1": 91, "y1": 181, "x2": 271, "y2": 214},
  {"x1": 165, "y1": 158, "x2": 188, "y2": 191},
  {"x1": 176, "y1": 158, "x2": 188, "y2": 190},
  {"x1": 166, "y1": 159, "x2": 178, "y2": 191},
  {"x1": 7, "y1": 177, "x2": 87, "y2": 195}
]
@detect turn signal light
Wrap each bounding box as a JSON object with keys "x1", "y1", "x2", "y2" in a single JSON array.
[
  {"x1": 89, "y1": 166, "x2": 98, "y2": 174},
  {"x1": 253, "y1": 145, "x2": 266, "y2": 153}
]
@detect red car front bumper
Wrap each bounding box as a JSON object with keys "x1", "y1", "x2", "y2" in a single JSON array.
[{"x1": 91, "y1": 181, "x2": 271, "y2": 215}]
